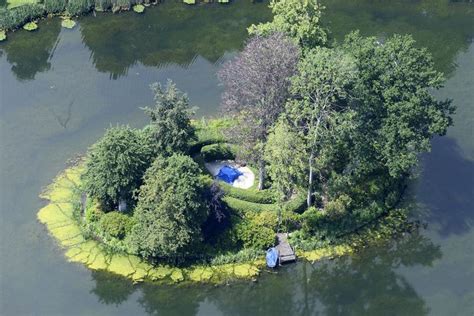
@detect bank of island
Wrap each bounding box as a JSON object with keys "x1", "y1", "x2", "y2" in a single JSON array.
[{"x1": 37, "y1": 0, "x2": 453, "y2": 284}]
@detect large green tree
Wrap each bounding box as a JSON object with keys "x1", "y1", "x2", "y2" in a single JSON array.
[
  {"x1": 286, "y1": 47, "x2": 357, "y2": 207},
  {"x1": 248, "y1": 0, "x2": 327, "y2": 49},
  {"x1": 82, "y1": 126, "x2": 154, "y2": 210},
  {"x1": 342, "y1": 32, "x2": 454, "y2": 178},
  {"x1": 129, "y1": 154, "x2": 208, "y2": 259},
  {"x1": 142, "y1": 80, "x2": 196, "y2": 155},
  {"x1": 264, "y1": 119, "x2": 307, "y2": 202}
]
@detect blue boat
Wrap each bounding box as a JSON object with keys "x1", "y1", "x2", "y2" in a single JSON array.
[{"x1": 266, "y1": 247, "x2": 279, "y2": 268}]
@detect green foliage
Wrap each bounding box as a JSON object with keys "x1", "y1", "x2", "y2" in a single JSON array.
[
  {"x1": 223, "y1": 192, "x2": 305, "y2": 215},
  {"x1": 0, "y1": 30, "x2": 6, "y2": 41},
  {"x1": 210, "y1": 248, "x2": 263, "y2": 265},
  {"x1": 44, "y1": 0, "x2": 67, "y2": 13},
  {"x1": 143, "y1": 80, "x2": 196, "y2": 156},
  {"x1": 7, "y1": 0, "x2": 38, "y2": 9},
  {"x1": 129, "y1": 154, "x2": 208, "y2": 259},
  {"x1": 235, "y1": 211, "x2": 277, "y2": 249},
  {"x1": 342, "y1": 32, "x2": 454, "y2": 178},
  {"x1": 183, "y1": 0, "x2": 195, "y2": 4},
  {"x1": 265, "y1": 119, "x2": 307, "y2": 201},
  {"x1": 324, "y1": 194, "x2": 352, "y2": 220},
  {"x1": 82, "y1": 126, "x2": 154, "y2": 210},
  {"x1": 248, "y1": 0, "x2": 327, "y2": 48},
  {"x1": 66, "y1": 0, "x2": 93, "y2": 16},
  {"x1": 221, "y1": 184, "x2": 275, "y2": 204},
  {"x1": 200, "y1": 143, "x2": 235, "y2": 162},
  {"x1": 98, "y1": 211, "x2": 134, "y2": 240}
]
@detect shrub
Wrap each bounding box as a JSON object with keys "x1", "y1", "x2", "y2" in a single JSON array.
[
  {"x1": 99, "y1": 211, "x2": 134, "y2": 240},
  {"x1": 325, "y1": 194, "x2": 352, "y2": 220},
  {"x1": 200, "y1": 143, "x2": 235, "y2": 162},
  {"x1": 235, "y1": 211, "x2": 278, "y2": 249}
]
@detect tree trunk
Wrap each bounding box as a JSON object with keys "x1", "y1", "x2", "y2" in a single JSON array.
[
  {"x1": 258, "y1": 159, "x2": 265, "y2": 190},
  {"x1": 307, "y1": 151, "x2": 314, "y2": 208}
]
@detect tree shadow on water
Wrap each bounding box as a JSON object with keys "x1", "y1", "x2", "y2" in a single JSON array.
[
  {"x1": 90, "y1": 270, "x2": 135, "y2": 306},
  {"x1": 417, "y1": 136, "x2": 474, "y2": 237},
  {"x1": 301, "y1": 232, "x2": 442, "y2": 316}
]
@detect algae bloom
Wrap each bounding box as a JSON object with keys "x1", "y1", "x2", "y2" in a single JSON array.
[
  {"x1": 61, "y1": 19, "x2": 76, "y2": 29},
  {"x1": 132, "y1": 4, "x2": 145, "y2": 13},
  {"x1": 23, "y1": 22, "x2": 38, "y2": 31}
]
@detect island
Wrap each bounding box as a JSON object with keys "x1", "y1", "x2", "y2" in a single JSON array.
[{"x1": 37, "y1": 0, "x2": 453, "y2": 284}]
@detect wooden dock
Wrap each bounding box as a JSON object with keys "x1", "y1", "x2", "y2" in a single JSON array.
[{"x1": 276, "y1": 233, "x2": 296, "y2": 265}]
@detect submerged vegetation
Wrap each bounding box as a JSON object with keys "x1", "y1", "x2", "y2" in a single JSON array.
[{"x1": 37, "y1": 0, "x2": 453, "y2": 284}]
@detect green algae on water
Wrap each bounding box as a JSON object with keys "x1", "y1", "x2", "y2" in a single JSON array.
[
  {"x1": 132, "y1": 4, "x2": 145, "y2": 13},
  {"x1": 61, "y1": 19, "x2": 76, "y2": 29},
  {"x1": 23, "y1": 22, "x2": 38, "y2": 31}
]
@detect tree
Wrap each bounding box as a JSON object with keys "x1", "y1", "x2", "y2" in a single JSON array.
[
  {"x1": 142, "y1": 80, "x2": 196, "y2": 155},
  {"x1": 286, "y1": 47, "x2": 357, "y2": 207},
  {"x1": 264, "y1": 119, "x2": 307, "y2": 202},
  {"x1": 342, "y1": 32, "x2": 454, "y2": 178},
  {"x1": 248, "y1": 0, "x2": 327, "y2": 49},
  {"x1": 82, "y1": 126, "x2": 154, "y2": 210},
  {"x1": 129, "y1": 154, "x2": 208, "y2": 259},
  {"x1": 218, "y1": 32, "x2": 300, "y2": 190}
]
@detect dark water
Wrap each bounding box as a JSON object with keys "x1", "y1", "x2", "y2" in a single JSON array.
[{"x1": 0, "y1": 0, "x2": 473, "y2": 315}]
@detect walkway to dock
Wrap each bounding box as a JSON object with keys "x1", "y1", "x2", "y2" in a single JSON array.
[{"x1": 276, "y1": 233, "x2": 296, "y2": 264}]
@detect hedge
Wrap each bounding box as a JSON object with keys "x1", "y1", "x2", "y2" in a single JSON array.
[
  {"x1": 200, "y1": 143, "x2": 235, "y2": 162},
  {"x1": 223, "y1": 193, "x2": 306, "y2": 215},
  {"x1": 220, "y1": 184, "x2": 275, "y2": 204}
]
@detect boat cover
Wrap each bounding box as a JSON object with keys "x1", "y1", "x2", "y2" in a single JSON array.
[{"x1": 266, "y1": 247, "x2": 279, "y2": 268}]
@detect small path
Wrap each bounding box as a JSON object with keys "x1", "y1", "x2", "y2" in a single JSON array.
[{"x1": 276, "y1": 233, "x2": 296, "y2": 264}]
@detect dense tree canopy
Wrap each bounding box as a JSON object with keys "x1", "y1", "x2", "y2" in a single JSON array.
[
  {"x1": 82, "y1": 125, "x2": 154, "y2": 210},
  {"x1": 341, "y1": 32, "x2": 454, "y2": 178},
  {"x1": 248, "y1": 0, "x2": 327, "y2": 49},
  {"x1": 143, "y1": 80, "x2": 196, "y2": 156},
  {"x1": 129, "y1": 154, "x2": 208, "y2": 259},
  {"x1": 218, "y1": 32, "x2": 300, "y2": 189},
  {"x1": 286, "y1": 47, "x2": 357, "y2": 207}
]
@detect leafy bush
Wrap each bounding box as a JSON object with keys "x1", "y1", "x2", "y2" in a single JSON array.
[
  {"x1": 200, "y1": 143, "x2": 235, "y2": 162},
  {"x1": 235, "y1": 211, "x2": 278, "y2": 249},
  {"x1": 325, "y1": 194, "x2": 352, "y2": 220},
  {"x1": 210, "y1": 248, "x2": 263, "y2": 265},
  {"x1": 98, "y1": 211, "x2": 134, "y2": 240},
  {"x1": 223, "y1": 192, "x2": 306, "y2": 215}
]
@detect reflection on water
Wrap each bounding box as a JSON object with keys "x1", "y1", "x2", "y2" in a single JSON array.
[
  {"x1": 1, "y1": 19, "x2": 61, "y2": 81},
  {"x1": 0, "y1": 0, "x2": 473, "y2": 314},
  {"x1": 86, "y1": 232, "x2": 441, "y2": 315}
]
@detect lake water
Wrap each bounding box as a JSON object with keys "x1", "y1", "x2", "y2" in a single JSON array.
[{"x1": 0, "y1": 0, "x2": 473, "y2": 315}]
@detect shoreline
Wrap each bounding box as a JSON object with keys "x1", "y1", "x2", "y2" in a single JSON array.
[{"x1": 38, "y1": 164, "x2": 415, "y2": 284}]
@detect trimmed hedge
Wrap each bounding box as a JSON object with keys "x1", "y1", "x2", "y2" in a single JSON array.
[
  {"x1": 221, "y1": 184, "x2": 275, "y2": 204},
  {"x1": 200, "y1": 143, "x2": 235, "y2": 162},
  {"x1": 223, "y1": 193, "x2": 306, "y2": 215}
]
